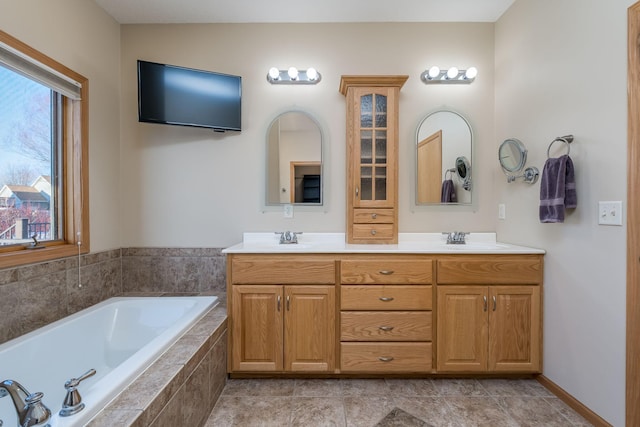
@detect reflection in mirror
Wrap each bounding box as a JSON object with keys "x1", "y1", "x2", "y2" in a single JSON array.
[
  {"x1": 416, "y1": 110, "x2": 472, "y2": 205},
  {"x1": 266, "y1": 111, "x2": 322, "y2": 205}
]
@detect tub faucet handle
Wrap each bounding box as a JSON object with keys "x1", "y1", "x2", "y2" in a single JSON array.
[
  {"x1": 59, "y1": 368, "x2": 96, "y2": 417},
  {"x1": 23, "y1": 392, "x2": 52, "y2": 427}
]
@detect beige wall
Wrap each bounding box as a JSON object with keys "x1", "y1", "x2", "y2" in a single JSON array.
[
  {"x1": 119, "y1": 23, "x2": 496, "y2": 247},
  {"x1": 495, "y1": 1, "x2": 632, "y2": 425},
  {"x1": 0, "y1": 0, "x2": 122, "y2": 253}
]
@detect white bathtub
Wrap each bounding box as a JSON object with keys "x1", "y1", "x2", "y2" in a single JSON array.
[{"x1": 0, "y1": 296, "x2": 218, "y2": 427}]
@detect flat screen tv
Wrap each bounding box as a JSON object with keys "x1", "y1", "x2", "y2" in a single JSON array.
[{"x1": 137, "y1": 60, "x2": 241, "y2": 132}]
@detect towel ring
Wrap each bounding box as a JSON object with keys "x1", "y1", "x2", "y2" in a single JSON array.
[
  {"x1": 547, "y1": 135, "x2": 574, "y2": 159},
  {"x1": 444, "y1": 168, "x2": 455, "y2": 180}
]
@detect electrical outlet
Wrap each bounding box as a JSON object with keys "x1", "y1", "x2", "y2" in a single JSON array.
[
  {"x1": 598, "y1": 201, "x2": 623, "y2": 226},
  {"x1": 498, "y1": 204, "x2": 506, "y2": 220},
  {"x1": 283, "y1": 204, "x2": 294, "y2": 218}
]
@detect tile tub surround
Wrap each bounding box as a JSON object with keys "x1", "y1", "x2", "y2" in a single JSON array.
[
  {"x1": 206, "y1": 378, "x2": 593, "y2": 427},
  {"x1": 121, "y1": 247, "x2": 227, "y2": 298},
  {"x1": 0, "y1": 247, "x2": 228, "y2": 344},
  {"x1": 88, "y1": 303, "x2": 228, "y2": 427},
  {"x1": 0, "y1": 248, "x2": 122, "y2": 344}
]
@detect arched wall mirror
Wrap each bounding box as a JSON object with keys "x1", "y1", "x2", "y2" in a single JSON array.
[
  {"x1": 416, "y1": 110, "x2": 473, "y2": 205},
  {"x1": 266, "y1": 111, "x2": 323, "y2": 205}
]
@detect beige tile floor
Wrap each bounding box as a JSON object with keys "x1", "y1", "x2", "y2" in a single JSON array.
[{"x1": 205, "y1": 378, "x2": 593, "y2": 427}]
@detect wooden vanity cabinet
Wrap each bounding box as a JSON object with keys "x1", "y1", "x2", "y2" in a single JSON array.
[
  {"x1": 228, "y1": 255, "x2": 336, "y2": 373},
  {"x1": 340, "y1": 76, "x2": 408, "y2": 244},
  {"x1": 436, "y1": 255, "x2": 543, "y2": 373},
  {"x1": 340, "y1": 256, "x2": 434, "y2": 373}
]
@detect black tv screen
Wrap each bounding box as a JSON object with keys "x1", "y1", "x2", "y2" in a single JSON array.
[{"x1": 137, "y1": 60, "x2": 241, "y2": 132}]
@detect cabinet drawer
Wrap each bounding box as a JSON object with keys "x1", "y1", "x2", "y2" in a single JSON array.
[
  {"x1": 341, "y1": 260, "x2": 432, "y2": 284},
  {"x1": 437, "y1": 256, "x2": 543, "y2": 284},
  {"x1": 341, "y1": 285, "x2": 432, "y2": 310},
  {"x1": 341, "y1": 311, "x2": 432, "y2": 341},
  {"x1": 231, "y1": 257, "x2": 335, "y2": 284},
  {"x1": 351, "y1": 224, "x2": 395, "y2": 240},
  {"x1": 353, "y1": 208, "x2": 395, "y2": 224},
  {"x1": 341, "y1": 342, "x2": 432, "y2": 372}
]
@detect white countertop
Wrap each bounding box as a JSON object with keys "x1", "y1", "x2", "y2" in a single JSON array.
[{"x1": 222, "y1": 233, "x2": 545, "y2": 254}]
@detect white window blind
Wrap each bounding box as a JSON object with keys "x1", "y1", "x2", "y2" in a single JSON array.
[{"x1": 0, "y1": 42, "x2": 82, "y2": 100}]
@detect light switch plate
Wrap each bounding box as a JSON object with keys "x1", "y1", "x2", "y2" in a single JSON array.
[
  {"x1": 283, "y1": 204, "x2": 294, "y2": 218},
  {"x1": 598, "y1": 201, "x2": 623, "y2": 226},
  {"x1": 498, "y1": 204, "x2": 506, "y2": 220}
]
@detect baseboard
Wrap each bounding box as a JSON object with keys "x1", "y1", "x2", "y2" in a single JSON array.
[{"x1": 537, "y1": 375, "x2": 612, "y2": 427}]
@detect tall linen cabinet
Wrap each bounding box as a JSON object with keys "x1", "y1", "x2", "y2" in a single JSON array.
[{"x1": 340, "y1": 76, "x2": 408, "y2": 244}]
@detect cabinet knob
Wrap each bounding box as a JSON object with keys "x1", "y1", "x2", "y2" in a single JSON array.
[
  {"x1": 379, "y1": 297, "x2": 394, "y2": 302},
  {"x1": 355, "y1": 187, "x2": 359, "y2": 197},
  {"x1": 371, "y1": 213, "x2": 377, "y2": 219},
  {"x1": 371, "y1": 229, "x2": 377, "y2": 235},
  {"x1": 277, "y1": 295, "x2": 281, "y2": 311},
  {"x1": 483, "y1": 295, "x2": 488, "y2": 312},
  {"x1": 378, "y1": 326, "x2": 394, "y2": 331},
  {"x1": 378, "y1": 356, "x2": 394, "y2": 362},
  {"x1": 379, "y1": 270, "x2": 394, "y2": 275},
  {"x1": 492, "y1": 295, "x2": 497, "y2": 311}
]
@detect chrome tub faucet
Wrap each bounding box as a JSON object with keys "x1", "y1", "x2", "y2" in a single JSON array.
[{"x1": 0, "y1": 379, "x2": 51, "y2": 427}]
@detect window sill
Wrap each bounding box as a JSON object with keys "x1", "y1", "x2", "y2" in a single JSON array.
[{"x1": 0, "y1": 242, "x2": 89, "y2": 270}]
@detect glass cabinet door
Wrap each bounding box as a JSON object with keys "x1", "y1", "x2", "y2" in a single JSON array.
[{"x1": 356, "y1": 92, "x2": 388, "y2": 205}]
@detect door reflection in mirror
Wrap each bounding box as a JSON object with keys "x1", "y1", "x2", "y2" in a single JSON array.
[
  {"x1": 416, "y1": 110, "x2": 472, "y2": 205},
  {"x1": 266, "y1": 111, "x2": 323, "y2": 205}
]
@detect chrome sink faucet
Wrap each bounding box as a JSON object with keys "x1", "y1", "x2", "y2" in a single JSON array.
[
  {"x1": 443, "y1": 231, "x2": 468, "y2": 244},
  {"x1": 276, "y1": 231, "x2": 302, "y2": 244},
  {"x1": 0, "y1": 379, "x2": 51, "y2": 427}
]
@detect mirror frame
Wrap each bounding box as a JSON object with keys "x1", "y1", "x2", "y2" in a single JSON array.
[
  {"x1": 265, "y1": 110, "x2": 324, "y2": 206},
  {"x1": 414, "y1": 109, "x2": 474, "y2": 206}
]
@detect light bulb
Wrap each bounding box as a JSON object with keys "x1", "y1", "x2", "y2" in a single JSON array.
[
  {"x1": 268, "y1": 67, "x2": 280, "y2": 80},
  {"x1": 446, "y1": 67, "x2": 459, "y2": 79},
  {"x1": 465, "y1": 67, "x2": 478, "y2": 80},
  {"x1": 428, "y1": 66, "x2": 440, "y2": 79},
  {"x1": 287, "y1": 67, "x2": 298, "y2": 80},
  {"x1": 306, "y1": 67, "x2": 318, "y2": 81}
]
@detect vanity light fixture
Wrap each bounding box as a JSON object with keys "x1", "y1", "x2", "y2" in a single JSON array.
[
  {"x1": 421, "y1": 66, "x2": 477, "y2": 84},
  {"x1": 267, "y1": 67, "x2": 322, "y2": 85}
]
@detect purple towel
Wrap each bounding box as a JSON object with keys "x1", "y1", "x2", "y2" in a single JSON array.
[
  {"x1": 539, "y1": 154, "x2": 577, "y2": 223},
  {"x1": 441, "y1": 179, "x2": 457, "y2": 203}
]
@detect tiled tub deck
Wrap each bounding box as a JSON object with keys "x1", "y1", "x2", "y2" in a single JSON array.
[{"x1": 87, "y1": 303, "x2": 227, "y2": 427}]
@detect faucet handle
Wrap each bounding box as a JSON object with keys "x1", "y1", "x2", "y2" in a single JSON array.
[
  {"x1": 64, "y1": 369, "x2": 96, "y2": 390},
  {"x1": 23, "y1": 392, "x2": 51, "y2": 427},
  {"x1": 60, "y1": 369, "x2": 96, "y2": 417}
]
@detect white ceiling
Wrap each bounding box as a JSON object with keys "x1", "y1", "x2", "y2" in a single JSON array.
[{"x1": 93, "y1": 0, "x2": 516, "y2": 24}]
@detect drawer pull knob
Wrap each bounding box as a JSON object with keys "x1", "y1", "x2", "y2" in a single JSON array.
[
  {"x1": 379, "y1": 326, "x2": 394, "y2": 331},
  {"x1": 379, "y1": 297, "x2": 394, "y2": 302},
  {"x1": 379, "y1": 270, "x2": 394, "y2": 275},
  {"x1": 378, "y1": 356, "x2": 394, "y2": 362},
  {"x1": 371, "y1": 213, "x2": 377, "y2": 219},
  {"x1": 371, "y1": 229, "x2": 377, "y2": 235}
]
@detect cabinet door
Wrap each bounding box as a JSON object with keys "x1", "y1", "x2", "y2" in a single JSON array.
[
  {"x1": 231, "y1": 285, "x2": 283, "y2": 372},
  {"x1": 284, "y1": 285, "x2": 336, "y2": 372},
  {"x1": 350, "y1": 87, "x2": 397, "y2": 209},
  {"x1": 436, "y1": 286, "x2": 488, "y2": 372},
  {"x1": 489, "y1": 286, "x2": 541, "y2": 372}
]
